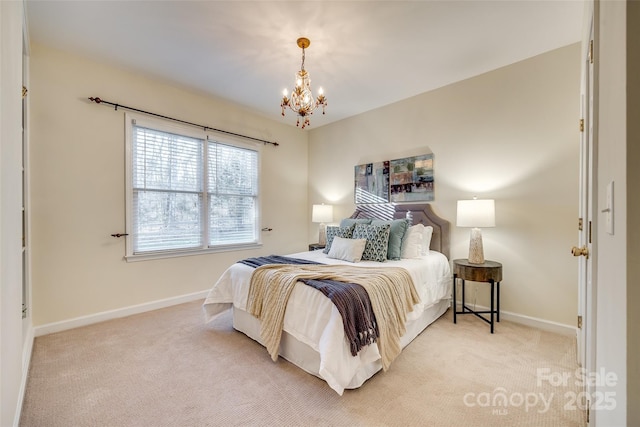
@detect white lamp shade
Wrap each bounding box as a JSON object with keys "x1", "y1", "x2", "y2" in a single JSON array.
[
  {"x1": 312, "y1": 204, "x2": 333, "y2": 223},
  {"x1": 456, "y1": 199, "x2": 495, "y2": 228}
]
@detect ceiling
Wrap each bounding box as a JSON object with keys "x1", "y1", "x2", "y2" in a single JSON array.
[{"x1": 25, "y1": 1, "x2": 585, "y2": 130}]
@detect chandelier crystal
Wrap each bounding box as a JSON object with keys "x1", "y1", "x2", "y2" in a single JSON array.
[{"x1": 280, "y1": 37, "x2": 327, "y2": 129}]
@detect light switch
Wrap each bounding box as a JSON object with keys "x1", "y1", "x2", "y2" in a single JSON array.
[{"x1": 605, "y1": 181, "x2": 614, "y2": 235}]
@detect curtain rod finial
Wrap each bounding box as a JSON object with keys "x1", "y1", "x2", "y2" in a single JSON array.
[{"x1": 88, "y1": 97, "x2": 102, "y2": 104}]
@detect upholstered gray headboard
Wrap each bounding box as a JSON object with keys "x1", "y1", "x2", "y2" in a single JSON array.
[{"x1": 350, "y1": 203, "x2": 450, "y2": 259}]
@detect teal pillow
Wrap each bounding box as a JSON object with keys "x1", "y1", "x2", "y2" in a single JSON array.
[
  {"x1": 371, "y1": 219, "x2": 410, "y2": 260},
  {"x1": 352, "y1": 224, "x2": 391, "y2": 262},
  {"x1": 339, "y1": 218, "x2": 372, "y2": 228},
  {"x1": 323, "y1": 225, "x2": 355, "y2": 254}
]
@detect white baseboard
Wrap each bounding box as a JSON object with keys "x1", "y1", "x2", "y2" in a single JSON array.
[
  {"x1": 499, "y1": 309, "x2": 576, "y2": 336},
  {"x1": 456, "y1": 302, "x2": 577, "y2": 336},
  {"x1": 35, "y1": 291, "x2": 577, "y2": 338},
  {"x1": 34, "y1": 290, "x2": 209, "y2": 337}
]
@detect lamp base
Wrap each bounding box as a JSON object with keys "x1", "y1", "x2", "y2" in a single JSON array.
[
  {"x1": 468, "y1": 228, "x2": 485, "y2": 264},
  {"x1": 318, "y1": 223, "x2": 327, "y2": 246}
]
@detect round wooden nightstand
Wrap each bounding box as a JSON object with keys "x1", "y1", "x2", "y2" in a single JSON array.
[
  {"x1": 452, "y1": 259, "x2": 503, "y2": 333},
  {"x1": 308, "y1": 243, "x2": 325, "y2": 251}
]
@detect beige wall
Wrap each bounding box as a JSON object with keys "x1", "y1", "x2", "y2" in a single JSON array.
[
  {"x1": 308, "y1": 44, "x2": 581, "y2": 326},
  {"x1": 30, "y1": 44, "x2": 309, "y2": 326}
]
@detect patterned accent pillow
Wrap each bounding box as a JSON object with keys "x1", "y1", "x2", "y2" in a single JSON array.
[
  {"x1": 323, "y1": 225, "x2": 355, "y2": 254},
  {"x1": 352, "y1": 223, "x2": 391, "y2": 262},
  {"x1": 371, "y1": 218, "x2": 410, "y2": 260}
]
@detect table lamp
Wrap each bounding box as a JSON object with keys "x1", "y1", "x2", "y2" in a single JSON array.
[
  {"x1": 456, "y1": 199, "x2": 495, "y2": 264},
  {"x1": 312, "y1": 204, "x2": 333, "y2": 246}
]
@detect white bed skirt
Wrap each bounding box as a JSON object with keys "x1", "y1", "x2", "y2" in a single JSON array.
[{"x1": 232, "y1": 298, "x2": 451, "y2": 391}]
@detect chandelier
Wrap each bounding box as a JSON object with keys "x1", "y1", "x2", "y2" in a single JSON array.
[{"x1": 280, "y1": 37, "x2": 327, "y2": 129}]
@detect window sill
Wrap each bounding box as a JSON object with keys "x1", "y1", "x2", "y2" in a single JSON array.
[{"x1": 124, "y1": 243, "x2": 263, "y2": 262}]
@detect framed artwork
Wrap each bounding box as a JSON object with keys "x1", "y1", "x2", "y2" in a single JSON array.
[
  {"x1": 354, "y1": 161, "x2": 389, "y2": 204},
  {"x1": 389, "y1": 154, "x2": 434, "y2": 202}
]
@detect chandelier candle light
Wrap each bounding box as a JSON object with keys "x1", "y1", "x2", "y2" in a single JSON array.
[
  {"x1": 456, "y1": 199, "x2": 495, "y2": 264},
  {"x1": 312, "y1": 204, "x2": 334, "y2": 247},
  {"x1": 281, "y1": 37, "x2": 327, "y2": 129}
]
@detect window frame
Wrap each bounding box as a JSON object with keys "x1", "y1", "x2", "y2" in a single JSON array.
[{"x1": 124, "y1": 113, "x2": 262, "y2": 262}]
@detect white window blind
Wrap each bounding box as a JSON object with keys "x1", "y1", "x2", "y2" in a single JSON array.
[
  {"x1": 126, "y1": 114, "x2": 260, "y2": 260},
  {"x1": 208, "y1": 143, "x2": 258, "y2": 245},
  {"x1": 132, "y1": 127, "x2": 204, "y2": 252}
]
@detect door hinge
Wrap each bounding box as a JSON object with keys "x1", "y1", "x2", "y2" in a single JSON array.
[
  {"x1": 578, "y1": 217, "x2": 583, "y2": 231},
  {"x1": 578, "y1": 315, "x2": 583, "y2": 329},
  {"x1": 587, "y1": 402, "x2": 590, "y2": 422},
  {"x1": 589, "y1": 221, "x2": 592, "y2": 244},
  {"x1": 589, "y1": 40, "x2": 594, "y2": 64},
  {"x1": 580, "y1": 119, "x2": 584, "y2": 132}
]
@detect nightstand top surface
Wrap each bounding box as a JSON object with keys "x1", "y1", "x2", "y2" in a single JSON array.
[
  {"x1": 452, "y1": 259, "x2": 502, "y2": 282},
  {"x1": 452, "y1": 259, "x2": 502, "y2": 268}
]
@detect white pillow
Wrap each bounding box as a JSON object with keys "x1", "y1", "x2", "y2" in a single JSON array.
[
  {"x1": 421, "y1": 226, "x2": 434, "y2": 256},
  {"x1": 327, "y1": 236, "x2": 367, "y2": 263},
  {"x1": 401, "y1": 224, "x2": 424, "y2": 259}
]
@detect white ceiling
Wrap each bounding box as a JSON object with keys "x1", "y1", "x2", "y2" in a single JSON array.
[{"x1": 25, "y1": 0, "x2": 585, "y2": 129}]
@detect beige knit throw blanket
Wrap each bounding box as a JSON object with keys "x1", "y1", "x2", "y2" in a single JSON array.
[{"x1": 247, "y1": 264, "x2": 421, "y2": 371}]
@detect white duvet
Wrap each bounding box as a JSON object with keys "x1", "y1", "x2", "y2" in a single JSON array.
[{"x1": 203, "y1": 250, "x2": 452, "y2": 394}]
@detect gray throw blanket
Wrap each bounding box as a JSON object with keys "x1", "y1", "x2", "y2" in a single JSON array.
[{"x1": 238, "y1": 256, "x2": 378, "y2": 356}]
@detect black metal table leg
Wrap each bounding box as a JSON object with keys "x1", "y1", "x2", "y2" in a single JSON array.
[
  {"x1": 497, "y1": 281, "x2": 500, "y2": 322},
  {"x1": 461, "y1": 278, "x2": 466, "y2": 313},
  {"x1": 453, "y1": 274, "x2": 457, "y2": 324},
  {"x1": 490, "y1": 280, "x2": 495, "y2": 334}
]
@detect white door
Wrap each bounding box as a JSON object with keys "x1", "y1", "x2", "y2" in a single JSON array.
[{"x1": 575, "y1": 15, "x2": 596, "y2": 423}]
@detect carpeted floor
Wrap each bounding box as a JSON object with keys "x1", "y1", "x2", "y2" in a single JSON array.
[{"x1": 20, "y1": 300, "x2": 586, "y2": 427}]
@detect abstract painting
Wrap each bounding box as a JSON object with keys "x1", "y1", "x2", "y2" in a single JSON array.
[{"x1": 389, "y1": 154, "x2": 434, "y2": 202}]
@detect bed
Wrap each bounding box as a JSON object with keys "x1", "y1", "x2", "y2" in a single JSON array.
[{"x1": 203, "y1": 203, "x2": 451, "y2": 395}]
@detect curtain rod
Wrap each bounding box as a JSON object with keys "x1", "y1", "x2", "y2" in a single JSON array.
[{"x1": 88, "y1": 97, "x2": 279, "y2": 147}]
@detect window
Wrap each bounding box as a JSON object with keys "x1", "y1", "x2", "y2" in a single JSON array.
[{"x1": 125, "y1": 114, "x2": 260, "y2": 261}]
